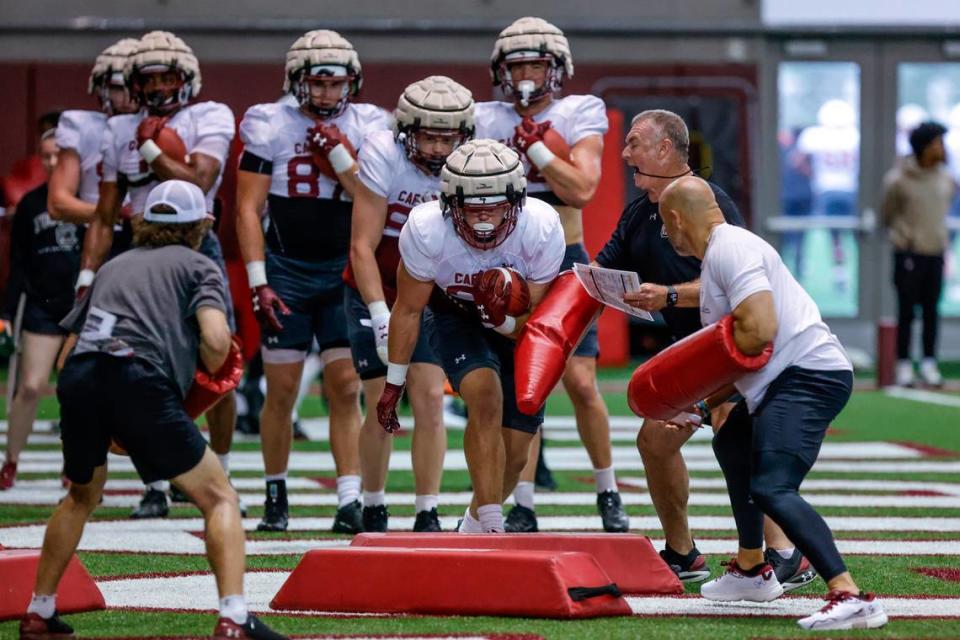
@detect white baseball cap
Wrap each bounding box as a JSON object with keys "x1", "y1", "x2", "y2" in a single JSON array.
[{"x1": 143, "y1": 180, "x2": 212, "y2": 224}]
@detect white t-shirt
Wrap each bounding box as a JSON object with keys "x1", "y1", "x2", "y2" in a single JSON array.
[
  {"x1": 796, "y1": 125, "x2": 859, "y2": 194},
  {"x1": 399, "y1": 197, "x2": 566, "y2": 303},
  {"x1": 474, "y1": 95, "x2": 607, "y2": 197},
  {"x1": 239, "y1": 100, "x2": 390, "y2": 201},
  {"x1": 55, "y1": 109, "x2": 108, "y2": 204},
  {"x1": 101, "y1": 102, "x2": 235, "y2": 214},
  {"x1": 699, "y1": 223, "x2": 851, "y2": 412}
]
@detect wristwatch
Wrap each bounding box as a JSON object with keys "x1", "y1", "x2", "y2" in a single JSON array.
[{"x1": 665, "y1": 285, "x2": 678, "y2": 308}]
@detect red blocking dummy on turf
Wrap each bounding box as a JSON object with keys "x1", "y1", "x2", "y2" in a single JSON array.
[
  {"x1": 271, "y1": 547, "x2": 632, "y2": 618},
  {"x1": 0, "y1": 549, "x2": 105, "y2": 621},
  {"x1": 351, "y1": 532, "x2": 682, "y2": 595}
]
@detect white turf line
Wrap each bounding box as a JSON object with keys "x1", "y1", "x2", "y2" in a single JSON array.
[
  {"x1": 884, "y1": 386, "x2": 960, "y2": 408},
  {"x1": 96, "y1": 571, "x2": 960, "y2": 618}
]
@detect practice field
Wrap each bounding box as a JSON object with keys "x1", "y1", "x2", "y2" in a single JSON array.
[{"x1": 1, "y1": 375, "x2": 960, "y2": 639}]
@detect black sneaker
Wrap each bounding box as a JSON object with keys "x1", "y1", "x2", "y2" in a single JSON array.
[
  {"x1": 764, "y1": 547, "x2": 818, "y2": 592},
  {"x1": 130, "y1": 488, "x2": 169, "y2": 519},
  {"x1": 19, "y1": 611, "x2": 75, "y2": 639},
  {"x1": 504, "y1": 505, "x2": 538, "y2": 532},
  {"x1": 413, "y1": 508, "x2": 442, "y2": 532},
  {"x1": 534, "y1": 439, "x2": 557, "y2": 491},
  {"x1": 291, "y1": 420, "x2": 309, "y2": 441},
  {"x1": 597, "y1": 490, "x2": 630, "y2": 533},
  {"x1": 332, "y1": 499, "x2": 363, "y2": 534},
  {"x1": 257, "y1": 480, "x2": 288, "y2": 532},
  {"x1": 660, "y1": 543, "x2": 711, "y2": 583},
  {"x1": 169, "y1": 484, "x2": 191, "y2": 504},
  {"x1": 362, "y1": 504, "x2": 389, "y2": 532},
  {"x1": 213, "y1": 613, "x2": 288, "y2": 639}
]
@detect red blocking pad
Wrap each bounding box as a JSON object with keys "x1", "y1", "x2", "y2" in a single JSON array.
[
  {"x1": 271, "y1": 547, "x2": 632, "y2": 618},
  {"x1": 352, "y1": 532, "x2": 682, "y2": 595},
  {"x1": 0, "y1": 549, "x2": 105, "y2": 621}
]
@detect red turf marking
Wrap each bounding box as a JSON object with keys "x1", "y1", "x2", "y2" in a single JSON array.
[
  {"x1": 900, "y1": 489, "x2": 952, "y2": 497},
  {"x1": 312, "y1": 477, "x2": 338, "y2": 490},
  {"x1": 916, "y1": 567, "x2": 960, "y2": 582},
  {"x1": 102, "y1": 634, "x2": 543, "y2": 639},
  {"x1": 891, "y1": 440, "x2": 960, "y2": 458},
  {"x1": 102, "y1": 489, "x2": 148, "y2": 497}
]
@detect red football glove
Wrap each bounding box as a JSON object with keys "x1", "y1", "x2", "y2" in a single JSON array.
[
  {"x1": 377, "y1": 381, "x2": 404, "y2": 434},
  {"x1": 474, "y1": 275, "x2": 508, "y2": 330},
  {"x1": 306, "y1": 122, "x2": 348, "y2": 160},
  {"x1": 513, "y1": 117, "x2": 552, "y2": 157},
  {"x1": 137, "y1": 116, "x2": 169, "y2": 147},
  {"x1": 251, "y1": 284, "x2": 292, "y2": 333}
]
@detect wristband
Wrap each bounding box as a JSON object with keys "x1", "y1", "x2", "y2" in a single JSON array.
[
  {"x1": 246, "y1": 260, "x2": 268, "y2": 288},
  {"x1": 494, "y1": 316, "x2": 517, "y2": 336},
  {"x1": 386, "y1": 361, "x2": 409, "y2": 385},
  {"x1": 526, "y1": 140, "x2": 556, "y2": 170},
  {"x1": 328, "y1": 143, "x2": 355, "y2": 174},
  {"x1": 138, "y1": 139, "x2": 163, "y2": 164},
  {"x1": 368, "y1": 300, "x2": 390, "y2": 318},
  {"x1": 76, "y1": 269, "x2": 95, "y2": 290},
  {"x1": 695, "y1": 399, "x2": 710, "y2": 416}
]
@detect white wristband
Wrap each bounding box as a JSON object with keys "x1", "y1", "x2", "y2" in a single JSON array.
[
  {"x1": 494, "y1": 316, "x2": 517, "y2": 336},
  {"x1": 386, "y1": 361, "x2": 408, "y2": 386},
  {"x1": 526, "y1": 141, "x2": 556, "y2": 170},
  {"x1": 76, "y1": 268, "x2": 95, "y2": 290},
  {"x1": 246, "y1": 260, "x2": 267, "y2": 288},
  {"x1": 368, "y1": 301, "x2": 390, "y2": 318},
  {"x1": 139, "y1": 139, "x2": 163, "y2": 164},
  {"x1": 328, "y1": 143, "x2": 355, "y2": 174}
]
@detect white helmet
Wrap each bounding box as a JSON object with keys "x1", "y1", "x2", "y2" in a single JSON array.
[
  {"x1": 284, "y1": 29, "x2": 362, "y2": 119},
  {"x1": 440, "y1": 139, "x2": 527, "y2": 250},
  {"x1": 395, "y1": 76, "x2": 475, "y2": 176},
  {"x1": 490, "y1": 17, "x2": 573, "y2": 106},
  {"x1": 126, "y1": 31, "x2": 201, "y2": 115},
  {"x1": 89, "y1": 38, "x2": 139, "y2": 115},
  {"x1": 817, "y1": 99, "x2": 856, "y2": 129}
]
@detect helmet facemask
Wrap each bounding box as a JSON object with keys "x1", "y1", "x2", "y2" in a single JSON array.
[
  {"x1": 497, "y1": 51, "x2": 564, "y2": 107},
  {"x1": 445, "y1": 190, "x2": 523, "y2": 250},
  {"x1": 398, "y1": 125, "x2": 471, "y2": 176},
  {"x1": 95, "y1": 72, "x2": 135, "y2": 116},
  {"x1": 293, "y1": 64, "x2": 356, "y2": 119},
  {"x1": 133, "y1": 66, "x2": 192, "y2": 116}
]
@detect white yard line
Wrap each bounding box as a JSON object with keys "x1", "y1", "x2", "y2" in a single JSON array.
[
  {"x1": 884, "y1": 386, "x2": 960, "y2": 408},
  {"x1": 626, "y1": 595, "x2": 960, "y2": 618},
  {"x1": 619, "y1": 476, "x2": 960, "y2": 495}
]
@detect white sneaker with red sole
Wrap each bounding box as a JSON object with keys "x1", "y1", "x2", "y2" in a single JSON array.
[
  {"x1": 797, "y1": 590, "x2": 888, "y2": 630},
  {"x1": 700, "y1": 560, "x2": 784, "y2": 602}
]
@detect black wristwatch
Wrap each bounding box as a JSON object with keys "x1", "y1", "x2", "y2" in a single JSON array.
[{"x1": 665, "y1": 285, "x2": 678, "y2": 308}]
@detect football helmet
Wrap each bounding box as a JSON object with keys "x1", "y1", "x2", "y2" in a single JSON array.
[
  {"x1": 440, "y1": 139, "x2": 526, "y2": 250},
  {"x1": 490, "y1": 17, "x2": 573, "y2": 107},
  {"x1": 125, "y1": 31, "x2": 201, "y2": 115},
  {"x1": 395, "y1": 75, "x2": 475, "y2": 176},
  {"x1": 284, "y1": 29, "x2": 362, "y2": 119},
  {"x1": 89, "y1": 38, "x2": 139, "y2": 115}
]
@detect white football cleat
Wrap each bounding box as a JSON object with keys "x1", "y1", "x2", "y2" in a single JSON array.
[
  {"x1": 797, "y1": 590, "x2": 888, "y2": 630},
  {"x1": 895, "y1": 359, "x2": 915, "y2": 387},
  {"x1": 700, "y1": 560, "x2": 783, "y2": 602},
  {"x1": 919, "y1": 358, "x2": 943, "y2": 387}
]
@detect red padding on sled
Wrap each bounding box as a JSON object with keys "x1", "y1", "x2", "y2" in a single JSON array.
[
  {"x1": 351, "y1": 532, "x2": 682, "y2": 595},
  {"x1": 0, "y1": 550, "x2": 105, "y2": 621},
  {"x1": 515, "y1": 271, "x2": 602, "y2": 415},
  {"x1": 271, "y1": 547, "x2": 631, "y2": 618},
  {"x1": 628, "y1": 314, "x2": 772, "y2": 420}
]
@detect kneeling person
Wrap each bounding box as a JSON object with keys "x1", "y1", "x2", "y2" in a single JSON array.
[{"x1": 20, "y1": 181, "x2": 286, "y2": 640}]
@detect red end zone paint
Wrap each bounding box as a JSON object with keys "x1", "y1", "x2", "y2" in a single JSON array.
[
  {"x1": 900, "y1": 490, "x2": 952, "y2": 497},
  {"x1": 892, "y1": 440, "x2": 959, "y2": 458},
  {"x1": 916, "y1": 567, "x2": 960, "y2": 582}
]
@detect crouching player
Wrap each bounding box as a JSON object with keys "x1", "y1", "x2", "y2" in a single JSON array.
[
  {"x1": 19, "y1": 181, "x2": 286, "y2": 640},
  {"x1": 376, "y1": 139, "x2": 565, "y2": 533}
]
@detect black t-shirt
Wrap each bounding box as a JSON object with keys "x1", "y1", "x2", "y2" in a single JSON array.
[{"x1": 595, "y1": 181, "x2": 744, "y2": 340}]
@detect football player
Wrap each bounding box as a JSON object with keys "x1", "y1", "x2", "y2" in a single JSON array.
[
  {"x1": 377, "y1": 139, "x2": 565, "y2": 533},
  {"x1": 79, "y1": 31, "x2": 240, "y2": 519},
  {"x1": 475, "y1": 17, "x2": 627, "y2": 533},
  {"x1": 344, "y1": 76, "x2": 475, "y2": 533},
  {"x1": 236, "y1": 30, "x2": 389, "y2": 532}
]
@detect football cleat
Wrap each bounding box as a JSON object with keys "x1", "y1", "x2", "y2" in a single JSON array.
[
  {"x1": 700, "y1": 560, "x2": 783, "y2": 602},
  {"x1": 362, "y1": 504, "x2": 389, "y2": 533},
  {"x1": 212, "y1": 614, "x2": 288, "y2": 640},
  {"x1": 169, "y1": 484, "x2": 191, "y2": 504},
  {"x1": 597, "y1": 490, "x2": 630, "y2": 533},
  {"x1": 797, "y1": 590, "x2": 888, "y2": 630},
  {"x1": 130, "y1": 488, "x2": 169, "y2": 519},
  {"x1": 0, "y1": 461, "x2": 17, "y2": 490},
  {"x1": 257, "y1": 480, "x2": 288, "y2": 532},
  {"x1": 660, "y1": 544, "x2": 711, "y2": 583},
  {"x1": 332, "y1": 499, "x2": 363, "y2": 534},
  {"x1": 764, "y1": 547, "x2": 818, "y2": 592},
  {"x1": 504, "y1": 505, "x2": 539, "y2": 532},
  {"x1": 19, "y1": 612, "x2": 76, "y2": 639},
  {"x1": 413, "y1": 508, "x2": 442, "y2": 532}
]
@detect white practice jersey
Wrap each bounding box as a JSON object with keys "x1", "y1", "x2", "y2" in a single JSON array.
[
  {"x1": 240, "y1": 100, "x2": 389, "y2": 200},
  {"x1": 796, "y1": 124, "x2": 859, "y2": 194},
  {"x1": 399, "y1": 197, "x2": 566, "y2": 305},
  {"x1": 699, "y1": 223, "x2": 851, "y2": 412},
  {"x1": 55, "y1": 110, "x2": 108, "y2": 204},
  {"x1": 475, "y1": 95, "x2": 607, "y2": 200},
  {"x1": 101, "y1": 102, "x2": 235, "y2": 214}
]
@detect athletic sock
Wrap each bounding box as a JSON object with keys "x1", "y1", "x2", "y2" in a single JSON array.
[
  {"x1": 477, "y1": 503, "x2": 504, "y2": 533},
  {"x1": 513, "y1": 481, "x2": 535, "y2": 510},
  {"x1": 217, "y1": 453, "x2": 230, "y2": 473},
  {"x1": 337, "y1": 474, "x2": 361, "y2": 508},
  {"x1": 415, "y1": 494, "x2": 439, "y2": 513},
  {"x1": 593, "y1": 466, "x2": 618, "y2": 494},
  {"x1": 363, "y1": 490, "x2": 386, "y2": 507},
  {"x1": 458, "y1": 507, "x2": 482, "y2": 533},
  {"x1": 218, "y1": 594, "x2": 249, "y2": 625},
  {"x1": 146, "y1": 480, "x2": 166, "y2": 491},
  {"x1": 27, "y1": 594, "x2": 55, "y2": 619},
  {"x1": 264, "y1": 472, "x2": 287, "y2": 482},
  {"x1": 775, "y1": 547, "x2": 796, "y2": 559}
]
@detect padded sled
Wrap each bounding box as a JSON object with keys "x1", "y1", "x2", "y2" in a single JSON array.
[
  {"x1": 351, "y1": 532, "x2": 682, "y2": 595},
  {"x1": 271, "y1": 546, "x2": 632, "y2": 618},
  {"x1": 0, "y1": 549, "x2": 105, "y2": 621}
]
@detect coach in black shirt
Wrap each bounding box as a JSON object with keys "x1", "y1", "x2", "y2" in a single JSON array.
[{"x1": 594, "y1": 109, "x2": 812, "y2": 592}]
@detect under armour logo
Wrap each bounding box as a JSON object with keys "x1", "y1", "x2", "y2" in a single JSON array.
[
  {"x1": 455, "y1": 354, "x2": 466, "y2": 364},
  {"x1": 477, "y1": 304, "x2": 490, "y2": 321},
  {"x1": 267, "y1": 336, "x2": 279, "y2": 345},
  {"x1": 358, "y1": 359, "x2": 368, "y2": 368}
]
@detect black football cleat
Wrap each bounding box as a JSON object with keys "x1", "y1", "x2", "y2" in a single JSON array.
[
  {"x1": 256, "y1": 480, "x2": 288, "y2": 532},
  {"x1": 504, "y1": 505, "x2": 539, "y2": 532},
  {"x1": 413, "y1": 508, "x2": 442, "y2": 532},
  {"x1": 19, "y1": 611, "x2": 76, "y2": 639},
  {"x1": 660, "y1": 543, "x2": 711, "y2": 583},
  {"x1": 212, "y1": 614, "x2": 287, "y2": 640},
  {"x1": 597, "y1": 490, "x2": 630, "y2": 532},
  {"x1": 332, "y1": 499, "x2": 363, "y2": 534},
  {"x1": 362, "y1": 504, "x2": 389, "y2": 532},
  {"x1": 765, "y1": 547, "x2": 818, "y2": 592},
  {"x1": 169, "y1": 484, "x2": 191, "y2": 504},
  {"x1": 130, "y1": 488, "x2": 169, "y2": 519}
]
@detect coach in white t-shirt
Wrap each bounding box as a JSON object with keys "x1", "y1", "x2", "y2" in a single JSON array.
[{"x1": 656, "y1": 176, "x2": 887, "y2": 631}]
